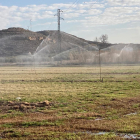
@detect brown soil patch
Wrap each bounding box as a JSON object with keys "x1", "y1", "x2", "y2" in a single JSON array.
[
  {"x1": 0, "y1": 100, "x2": 52, "y2": 112},
  {"x1": 0, "y1": 112, "x2": 62, "y2": 124}
]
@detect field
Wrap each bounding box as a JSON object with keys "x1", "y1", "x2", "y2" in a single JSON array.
[{"x1": 0, "y1": 66, "x2": 140, "y2": 139}]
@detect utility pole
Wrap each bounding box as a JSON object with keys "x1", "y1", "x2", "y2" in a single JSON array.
[
  {"x1": 99, "y1": 48, "x2": 101, "y2": 81},
  {"x1": 56, "y1": 9, "x2": 64, "y2": 53},
  {"x1": 98, "y1": 46, "x2": 103, "y2": 82},
  {"x1": 30, "y1": 19, "x2": 32, "y2": 31}
]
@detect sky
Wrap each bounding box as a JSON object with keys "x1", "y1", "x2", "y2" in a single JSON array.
[{"x1": 0, "y1": 0, "x2": 140, "y2": 43}]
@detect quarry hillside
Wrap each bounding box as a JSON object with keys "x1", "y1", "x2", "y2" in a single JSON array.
[
  {"x1": 0, "y1": 27, "x2": 99, "y2": 57},
  {"x1": 1, "y1": 27, "x2": 140, "y2": 65},
  {"x1": 0, "y1": 28, "x2": 46, "y2": 57}
]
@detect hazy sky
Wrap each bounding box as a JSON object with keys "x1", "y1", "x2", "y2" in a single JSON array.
[{"x1": 0, "y1": 0, "x2": 140, "y2": 43}]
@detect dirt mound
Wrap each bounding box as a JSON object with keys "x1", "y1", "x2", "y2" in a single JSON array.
[{"x1": 0, "y1": 100, "x2": 51, "y2": 112}]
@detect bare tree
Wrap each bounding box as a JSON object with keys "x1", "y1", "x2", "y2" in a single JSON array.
[{"x1": 99, "y1": 34, "x2": 108, "y2": 44}]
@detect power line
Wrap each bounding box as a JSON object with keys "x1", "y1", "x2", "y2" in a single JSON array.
[
  {"x1": 60, "y1": 0, "x2": 81, "y2": 26},
  {"x1": 47, "y1": 16, "x2": 56, "y2": 30},
  {"x1": 62, "y1": 0, "x2": 99, "y2": 21},
  {"x1": 63, "y1": 0, "x2": 80, "y2": 13}
]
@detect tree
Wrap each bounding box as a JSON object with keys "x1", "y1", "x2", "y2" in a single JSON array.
[{"x1": 99, "y1": 34, "x2": 108, "y2": 44}]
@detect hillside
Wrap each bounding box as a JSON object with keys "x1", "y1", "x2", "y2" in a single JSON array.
[
  {"x1": 36, "y1": 31, "x2": 98, "y2": 54},
  {"x1": 1, "y1": 27, "x2": 140, "y2": 65},
  {"x1": 0, "y1": 27, "x2": 46, "y2": 57},
  {"x1": 0, "y1": 28, "x2": 99, "y2": 57},
  {"x1": 37, "y1": 30, "x2": 97, "y2": 46}
]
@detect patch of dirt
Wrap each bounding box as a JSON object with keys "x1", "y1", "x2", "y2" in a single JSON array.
[{"x1": 0, "y1": 100, "x2": 52, "y2": 112}]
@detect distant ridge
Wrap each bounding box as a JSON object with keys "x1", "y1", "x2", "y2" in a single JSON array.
[
  {"x1": 0, "y1": 27, "x2": 46, "y2": 56},
  {"x1": 0, "y1": 27, "x2": 140, "y2": 65},
  {"x1": 0, "y1": 28, "x2": 95, "y2": 57},
  {"x1": 0, "y1": 27, "x2": 111, "y2": 57}
]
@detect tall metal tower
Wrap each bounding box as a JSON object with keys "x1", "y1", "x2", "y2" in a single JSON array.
[
  {"x1": 57, "y1": 9, "x2": 61, "y2": 31},
  {"x1": 56, "y1": 9, "x2": 64, "y2": 53}
]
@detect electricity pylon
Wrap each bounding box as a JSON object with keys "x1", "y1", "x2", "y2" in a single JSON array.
[{"x1": 55, "y1": 9, "x2": 64, "y2": 53}]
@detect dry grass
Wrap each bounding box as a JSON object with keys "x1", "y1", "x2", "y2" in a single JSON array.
[{"x1": 0, "y1": 66, "x2": 140, "y2": 139}]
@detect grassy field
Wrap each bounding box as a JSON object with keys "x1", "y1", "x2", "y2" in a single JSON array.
[{"x1": 0, "y1": 66, "x2": 140, "y2": 139}]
